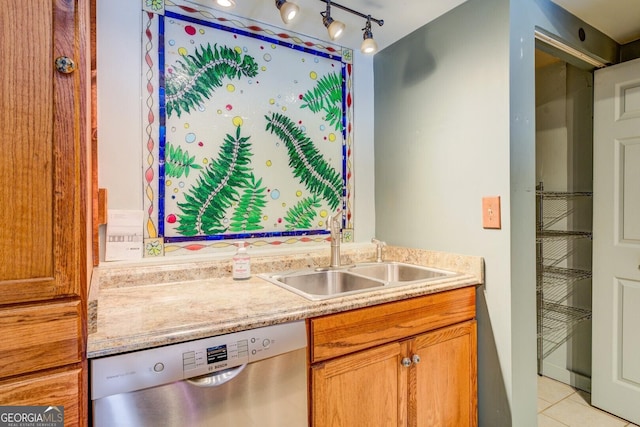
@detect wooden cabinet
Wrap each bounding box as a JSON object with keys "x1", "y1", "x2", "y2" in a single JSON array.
[
  {"x1": 0, "y1": 368, "x2": 84, "y2": 427},
  {"x1": 411, "y1": 321, "x2": 477, "y2": 426},
  {"x1": 0, "y1": 1, "x2": 89, "y2": 425},
  {"x1": 311, "y1": 341, "x2": 406, "y2": 425},
  {"x1": 309, "y1": 287, "x2": 477, "y2": 427}
]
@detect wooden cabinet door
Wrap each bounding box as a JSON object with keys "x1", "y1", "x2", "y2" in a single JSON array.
[
  {"x1": 311, "y1": 341, "x2": 407, "y2": 427},
  {"x1": 0, "y1": 0, "x2": 86, "y2": 304},
  {"x1": 0, "y1": 365, "x2": 86, "y2": 427},
  {"x1": 409, "y1": 320, "x2": 477, "y2": 427}
]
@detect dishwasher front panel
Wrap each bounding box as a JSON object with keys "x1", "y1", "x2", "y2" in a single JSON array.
[{"x1": 93, "y1": 347, "x2": 307, "y2": 427}]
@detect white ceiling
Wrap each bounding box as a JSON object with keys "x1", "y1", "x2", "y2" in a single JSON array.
[
  {"x1": 207, "y1": 0, "x2": 468, "y2": 53},
  {"x1": 211, "y1": 0, "x2": 640, "y2": 53},
  {"x1": 552, "y1": 0, "x2": 640, "y2": 44}
]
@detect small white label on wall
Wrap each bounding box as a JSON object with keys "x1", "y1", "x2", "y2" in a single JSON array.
[{"x1": 105, "y1": 210, "x2": 144, "y2": 261}]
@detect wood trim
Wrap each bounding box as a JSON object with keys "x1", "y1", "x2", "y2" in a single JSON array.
[
  {"x1": 53, "y1": 0, "x2": 82, "y2": 295},
  {"x1": 97, "y1": 188, "x2": 108, "y2": 225},
  {"x1": 90, "y1": 0, "x2": 99, "y2": 266},
  {"x1": 309, "y1": 286, "x2": 476, "y2": 363},
  {"x1": 78, "y1": 4, "x2": 91, "y2": 423},
  {"x1": 470, "y1": 321, "x2": 478, "y2": 427}
]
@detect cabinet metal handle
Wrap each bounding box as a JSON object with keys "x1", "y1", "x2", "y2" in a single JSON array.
[
  {"x1": 401, "y1": 357, "x2": 412, "y2": 367},
  {"x1": 55, "y1": 56, "x2": 76, "y2": 74},
  {"x1": 412, "y1": 354, "x2": 421, "y2": 364}
]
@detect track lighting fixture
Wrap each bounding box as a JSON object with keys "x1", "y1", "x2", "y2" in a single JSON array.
[
  {"x1": 318, "y1": 0, "x2": 383, "y2": 51},
  {"x1": 321, "y1": 1, "x2": 346, "y2": 41},
  {"x1": 360, "y1": 16, "x2": 378, "y2": 54},
  {"x1": 272, "y1": 0, "x2": 385, "y2": 51},
  {"x1": 275, "y1": 0, "x2": 299, "y2": 24},
  {"x1": 215, "y1": 0, "x2": 235, "y2": 8}
]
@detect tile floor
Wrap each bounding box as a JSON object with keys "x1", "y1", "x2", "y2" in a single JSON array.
[{"x1": 538, "y1": 375, "x2": 639, "y2": 427}]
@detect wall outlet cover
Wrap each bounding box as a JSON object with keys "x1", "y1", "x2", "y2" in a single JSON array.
[{"x1": 482, "y1": 196, "x2": 501, "y2": 229}]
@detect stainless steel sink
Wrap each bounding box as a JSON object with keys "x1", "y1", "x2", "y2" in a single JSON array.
[
  {"x1": 264, "y1": 270, "x2": 385, "y2": 301},
  {"x1": 260, "y1": 262, "x2": 457, "y2": 301},
  {"x1": 347, "y1": 262, "x2": 455, "y2": 282}
]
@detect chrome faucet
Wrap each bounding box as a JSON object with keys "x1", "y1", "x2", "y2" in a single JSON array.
[
  {"x1": 371, "y1": 238, "x2": 386, "y2": 262},
  {"x1": 329, "y1": 212, "x2": 342, "y2": 268}
]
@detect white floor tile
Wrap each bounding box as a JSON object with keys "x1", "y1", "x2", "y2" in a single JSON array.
[
  {"x1": 539, "y1": 397, "x2": 554, "y2": 413},
  {"x1": 542, "y1": 398, "x2": 629, "y2": 427},
  {"x1": 566, "y1": 390, "x2": 591, "y2": 407},
  {"x1": 538, "y1": 376, "x2": 575, "y2": 403},
  {"x1": 539, "y1": 413, "x2": 569, "y2": 426}
]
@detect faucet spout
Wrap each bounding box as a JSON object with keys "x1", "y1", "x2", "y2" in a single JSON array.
[
  {"x1": 371, "y1": 238, "x2": 386, "y2": 263},
  {"x1": 329, "y1": 212, "x2": 342, "y2": 268}
]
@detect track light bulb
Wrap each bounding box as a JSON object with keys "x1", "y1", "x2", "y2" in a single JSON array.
[
  {"x1": 360, "y1": 18, "x2": 378, "y2": 54},
  {"x1": 361, "y1": 37, "x2": 377, "y2": 54},
  {"x1": 323, "y1": 15, "x2": 345, "y2": 41},
  {"x1": 215, "y1": 0, "x2": 235, "y2": 8},
  {"x1": 275, "y1": 0, "x2": 299, "y2": 24}
]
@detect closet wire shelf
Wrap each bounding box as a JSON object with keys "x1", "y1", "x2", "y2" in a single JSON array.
[
  {"x1": 537, "y1": 265, "x2": 592, "y2": 303},
  {"x1": 536, "y1": 231, "x2": 592, "y2": 268},
  {"x1": 537, "y1": 265, "x2": 592, "y2": 290},
  {"x1": 536, "y1": 185, "x2": 592, "y2": 372},
  {"x1": 538, "y1": 301, "x2": 591, "y2": 358}
]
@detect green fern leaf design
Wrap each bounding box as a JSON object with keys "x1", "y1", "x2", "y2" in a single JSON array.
[
  {"x1": 300, "y1": 72, "x2": 343, "y2": 131},
  {"x1": 229, "y1": 174, "x2": 267, "y2": 232},
  {"x1": 284, "y1": 195, "x2": 322, "y2": 230},
  {"x1": 165, "y1": 43, "x2": 259, "y2": 118},
  {"x1": 265, "y1": 112, "x2": 343, "y2": 210},
  {"x1": 324, "y1": 105, "x2": 343, "y2": 130},
  {"x1": 176, "y1": 126, "x2": 253, "y2": 236},
  {"x1": 165, "y1": 143, "x2": 202, "y2": 178}
]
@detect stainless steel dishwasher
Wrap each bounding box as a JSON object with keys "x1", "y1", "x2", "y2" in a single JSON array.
[{"x1": 91, "y1": 321, "x2": 307, "y2": 426}]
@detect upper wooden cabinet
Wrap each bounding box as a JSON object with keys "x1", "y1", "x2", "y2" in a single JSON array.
[{"x1": 0, "y1": 0, "x2": 87, "y2": 305}]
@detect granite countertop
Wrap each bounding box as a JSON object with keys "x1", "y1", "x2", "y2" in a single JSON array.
[{"x1": 87, "y1": 244, "x2": 484, "y2": 358}]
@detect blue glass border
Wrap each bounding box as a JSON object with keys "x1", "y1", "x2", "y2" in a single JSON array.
[{"x1": 158, "y1": 11, "x2": 349, "y2": 243}]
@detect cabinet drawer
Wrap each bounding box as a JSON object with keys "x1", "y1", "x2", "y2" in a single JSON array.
[
  {"x1": 309, "y1": 286, "x2": 476, "y2": 363},
  {"x1": 0, "y1": 299, "x2": 83, "y2": 379},
  {"x1": 0, "y1": 364, "x2": 85, "y2": 427}
]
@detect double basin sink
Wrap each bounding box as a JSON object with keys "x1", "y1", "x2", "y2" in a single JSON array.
[{"x1": 259, "y1": 262, "x2": 457, "y2": 300}]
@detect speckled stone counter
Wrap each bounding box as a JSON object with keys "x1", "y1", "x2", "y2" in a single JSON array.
[{"x1": 87, "y1": 244, "x2": 484, "y2": 358}]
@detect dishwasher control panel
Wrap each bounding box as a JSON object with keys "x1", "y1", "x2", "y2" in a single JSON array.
[
  {"x1": 91, "y1": 320, "x2": 306, "y2": 399},
  {"x1": 182, "y1": 338, "x2": 249, "y2": 373}
]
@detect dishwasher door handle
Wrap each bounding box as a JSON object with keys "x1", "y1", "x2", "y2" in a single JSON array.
[{"x1": 186, "y1": 364, "x2": 247, "y2": 387}]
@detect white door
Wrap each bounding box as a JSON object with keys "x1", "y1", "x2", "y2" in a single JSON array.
[{"x1": 592, "y1": 57, "x2": 640, "y2": 424}]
